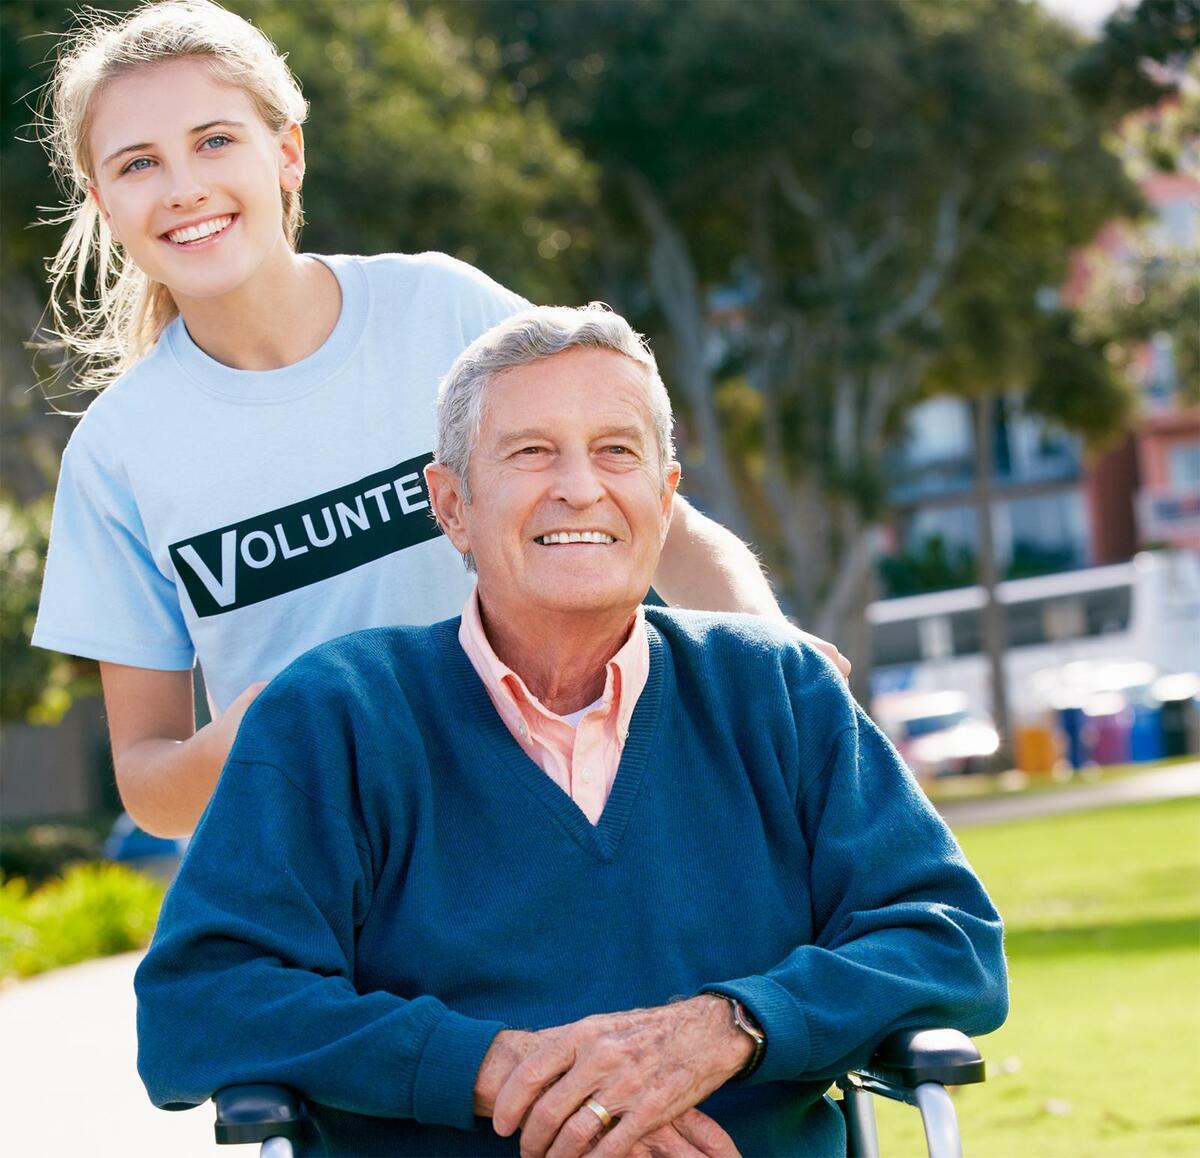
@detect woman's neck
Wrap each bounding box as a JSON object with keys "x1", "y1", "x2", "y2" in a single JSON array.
[{"x1": 173, "y1": 244, "x2": 341, "y2": 371}]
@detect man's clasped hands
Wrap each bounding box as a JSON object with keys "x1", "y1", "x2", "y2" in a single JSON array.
[{"x1": 475, "y1": 995, "x2": 750, "y2": 1158}]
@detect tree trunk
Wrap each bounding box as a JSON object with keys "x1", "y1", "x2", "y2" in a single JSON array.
[
  {"x1": 622, "y1": 169, "x2": 749, "y2": 539},
  {"x1": 973, "y1": 398, "x2": 1013, "y2": 768}
]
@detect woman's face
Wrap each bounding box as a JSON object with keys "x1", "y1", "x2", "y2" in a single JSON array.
[{"x1": 87, "y1": 57, "x2": 303, "y2": 307}]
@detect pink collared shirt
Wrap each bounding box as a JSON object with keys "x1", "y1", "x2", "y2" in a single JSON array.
[{"x1": 458, "y1": 591, "x2": 650, "y2": 824}]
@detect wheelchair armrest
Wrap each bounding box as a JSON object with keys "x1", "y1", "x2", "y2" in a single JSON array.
[
  {"x1": 857, "y1": 1027, "x2": 985, "y2": 1090},
  {"x1": 214, "y1": 1084, "x2": 304, "y2": 1145}
]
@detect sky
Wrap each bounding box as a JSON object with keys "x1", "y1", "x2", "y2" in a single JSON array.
[{"x1": 1038, "y1": 0, "x2": 1131, "y2": 34}]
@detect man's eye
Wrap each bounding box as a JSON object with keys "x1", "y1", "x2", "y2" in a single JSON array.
[
  {"x1": 604, "y1": 445, "x2": 633, "y2": 455},
  {"x1": 517, "y1": 446, "x2": 545, "y2": 455}
]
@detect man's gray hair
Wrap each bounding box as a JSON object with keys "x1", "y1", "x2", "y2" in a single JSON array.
[{"x1": 435, "y1": 303, "x2": 675, "y2": 504}]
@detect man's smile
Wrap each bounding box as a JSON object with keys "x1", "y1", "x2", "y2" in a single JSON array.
[{"x1": 534, "y1": 531, "x2": 617, "y2": 545}]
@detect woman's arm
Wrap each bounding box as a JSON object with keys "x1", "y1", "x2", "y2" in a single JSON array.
[
  {"x1": 100, "y1": 663, "x2": 265, "y2": 838},
  {"x1": 655, "y1": 495, "x2": 851, "y2": 677}
]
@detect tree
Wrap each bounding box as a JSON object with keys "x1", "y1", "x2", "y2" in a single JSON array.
[
  {"x1": 465, "y1": 0, "x2": 1138, "y2": 678},
  {"x1": 1068, "y1": 3, "x2": 1200, "y2": 407}
]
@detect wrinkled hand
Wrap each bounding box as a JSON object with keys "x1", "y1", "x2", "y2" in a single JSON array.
[
  {"x1": 791, "y1": 628, "x2": 851, "y2": 681},
  {"x1": 626, "y1": 1109, "x2": 740, "y2": 1158},
  {"x1": 491, "y1": 996, "x2": 751, "y2": 1158}
]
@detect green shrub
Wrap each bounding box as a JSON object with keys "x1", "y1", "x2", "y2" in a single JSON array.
[
  {"x1": 0, "y1": 823, "x2": 106, "y2": 887},
  {"x1": 0, "y1": 863, "x2": 164, "y2": 980}
]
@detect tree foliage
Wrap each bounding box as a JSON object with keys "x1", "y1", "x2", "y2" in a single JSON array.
[
  {"x1": 466, "y1": 0, "x2": 1139, "y2": 655},
  {"x1": 1069, "y1": 4, "x2": 1200, "y2": 410},
  {"x1": 1069, "y1": 0, "x2": 1200, "y2": 121}
]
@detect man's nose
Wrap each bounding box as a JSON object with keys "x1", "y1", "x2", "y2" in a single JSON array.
[{"x1": 549, "y1": 450, "x2": 605, "y2": 507}]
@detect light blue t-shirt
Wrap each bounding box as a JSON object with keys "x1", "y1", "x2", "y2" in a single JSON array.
[{"x1": 33, "y1": 253, "x2": 528, "y2": 712}]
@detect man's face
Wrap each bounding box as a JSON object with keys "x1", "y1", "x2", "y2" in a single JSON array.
[{"x1": 427, "y1": 346, "x2": 680, "y2": 622}]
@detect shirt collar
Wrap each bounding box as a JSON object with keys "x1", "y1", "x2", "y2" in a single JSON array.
[{"x1": 458, "y1": 589, "x2": 649, "y2": 740}]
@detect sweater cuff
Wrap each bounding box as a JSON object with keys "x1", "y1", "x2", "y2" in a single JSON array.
[
  {"x1": 411, "y1": 1010, "x2": 506, "y2": 1129},
  {"x1": 697, "y1": 975, "x2": 810, "y2": 1085}
]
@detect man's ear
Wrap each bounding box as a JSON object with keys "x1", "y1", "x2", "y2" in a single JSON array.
[
  {"x1": 278, "y1": 121, "x2": 305, "y2": 191},
  {"x1": 662, "y1": 461, "x2": 682, "y2": 525},
  {"x1": 424, "y1": 462, "x2": 471, "y2": 556}
]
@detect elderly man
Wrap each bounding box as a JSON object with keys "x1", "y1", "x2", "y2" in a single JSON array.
[{"x1": 136, "y1": 306, "x2": 1007, "y2": 1157}]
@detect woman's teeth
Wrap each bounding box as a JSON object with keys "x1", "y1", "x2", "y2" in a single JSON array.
[
  {"x1": 166, "y1": 215, "x2": 234, "y2": 245},
  {"x1": 537, "y1": 532, "x2": 615, "y2": 545}
]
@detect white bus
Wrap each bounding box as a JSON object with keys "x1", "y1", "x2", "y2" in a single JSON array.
[{"x1": 867, "y1": 549, "x2": 1200, "y2": 723}]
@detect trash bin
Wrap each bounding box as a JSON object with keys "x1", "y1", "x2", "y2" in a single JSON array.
[
  {"x1": 1152, "y1": 675, "x2": 1200, "y2": 757},
  {"x1": 1057, "y1": 706, "x2": 1090, "y2": 770},
  {"x1": 1160, "y1": 696, "x2": 1192, "y2": 758},
  {"x1": 1015, "y1": 722, "x2": 1059, "y2": 775},
  {"x1": 1089, "y1": 709, "x2": 1131, "y2": 767},
  {"x1": 1129, "y1": 703, "x2": 1164, "y2": 763}
]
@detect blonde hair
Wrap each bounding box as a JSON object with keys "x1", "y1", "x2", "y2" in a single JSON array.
[{"x1": 38, "y1": 0, "x2": 308, "y2": 392}]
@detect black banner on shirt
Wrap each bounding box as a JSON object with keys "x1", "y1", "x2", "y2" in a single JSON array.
[{"x1": 169, "y1": 452, "x2": 443, "y2": 618}]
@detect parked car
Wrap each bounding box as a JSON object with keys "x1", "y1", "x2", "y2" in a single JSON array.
[{"x1": 873, "y1": 691, "x2": 1000, "y2": 780}]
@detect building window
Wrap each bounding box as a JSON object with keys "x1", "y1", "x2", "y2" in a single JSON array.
[{"x1": 1168, "y1": 441, "x2": 1200, "y2": 489}]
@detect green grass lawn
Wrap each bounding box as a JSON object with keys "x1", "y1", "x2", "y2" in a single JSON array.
[{"x1": 875, "y1": 797, "x2": 1200, "y2": 1156}]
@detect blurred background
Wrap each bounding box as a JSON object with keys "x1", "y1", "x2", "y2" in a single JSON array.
[{"x1": 1, "y1": 1, "x2": 1197, "y2": 1155}]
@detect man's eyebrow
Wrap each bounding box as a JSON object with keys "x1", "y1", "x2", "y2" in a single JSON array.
[
  {"x1": 100, "y1": 120, "x2": 247, "y2": 168},
  {"x1": 493, "y1": 427, "x2": 552, "y2": 453},
  {"x1": 593, "y1": 425, "x2": 648, "y2": 444}
]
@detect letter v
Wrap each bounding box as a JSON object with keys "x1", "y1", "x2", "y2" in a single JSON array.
[{"x1": 176, "y1": 531, "x2": 238, "y2": 607}]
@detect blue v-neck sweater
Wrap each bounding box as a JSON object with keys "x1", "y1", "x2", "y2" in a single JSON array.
[{"x1": 136, "y1": 609, "x2": 1007, "y2": 1156}]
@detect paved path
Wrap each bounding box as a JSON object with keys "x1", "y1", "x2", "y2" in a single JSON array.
[
  {"x1": 0, "y1": 950, "x2": 213, "y2": 1156},
  {"x1": 937, "y1": 760, "x2": 1200, "y2": 828},
  {"x1": 2, "y1": 761, "x2": 1195, "y2": 1155}
]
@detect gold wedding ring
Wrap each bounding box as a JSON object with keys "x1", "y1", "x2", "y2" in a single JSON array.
[{"x1": 583, "y1": 1097, "x2": 614, "y2": 1129}]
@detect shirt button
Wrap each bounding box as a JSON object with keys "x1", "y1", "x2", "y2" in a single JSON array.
[{"x1": 518, "y1": 722, "x2": 528, "y2": 739}]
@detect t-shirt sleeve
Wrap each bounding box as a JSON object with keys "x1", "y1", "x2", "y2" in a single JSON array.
[
  {"x1": 32, "y1": 426, "x2": 195, "y2": 670},
  {"x1": 421, "y1": 252, "x2": 532, "y2": 344}
]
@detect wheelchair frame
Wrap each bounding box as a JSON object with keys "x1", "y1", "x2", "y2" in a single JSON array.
[{"x1": 212, "y1": 1026, "x2": 985, "y2": 1157}]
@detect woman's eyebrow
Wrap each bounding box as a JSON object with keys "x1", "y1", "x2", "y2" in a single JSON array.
[{"x1": 101, "y1": 120, "x2": 248, "y2": 168}]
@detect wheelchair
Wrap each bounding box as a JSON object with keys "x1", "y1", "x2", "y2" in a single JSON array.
[{"x1": 212, "y1": 1026, "x2": 985, "y2": 1158}]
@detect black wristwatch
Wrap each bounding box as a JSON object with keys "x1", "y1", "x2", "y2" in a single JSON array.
[{"x1": 703, "y1": 991, "x2": 766, "y2": 1078}]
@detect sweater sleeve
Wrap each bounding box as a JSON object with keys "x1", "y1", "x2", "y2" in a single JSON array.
[
  {"x1": 134, "y1": 701, "x2": 503, "y2": 1128},
  {"x1": 702, "y1": 703, "x2": 1008, "y2": 1085}
]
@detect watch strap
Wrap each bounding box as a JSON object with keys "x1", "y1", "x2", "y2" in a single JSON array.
[{"x1": 703, "y1": 991, "x2": 766, "y2": 1079}]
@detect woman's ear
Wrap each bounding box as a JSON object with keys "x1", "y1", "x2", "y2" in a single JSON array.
[
  {"x1": 88, "y1": 182, "x2": 119, "y2": 239},
  {"x1": 424, "y1": 462, "x2": 472, "y2": 557},
  {"x1": 278, "y1": 121, "x2": 305, "y2": 191}
]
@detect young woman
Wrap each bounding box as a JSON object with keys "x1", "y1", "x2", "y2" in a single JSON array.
[{"x1": 33, "y1": 0, "x2": 845, "y2": 838}]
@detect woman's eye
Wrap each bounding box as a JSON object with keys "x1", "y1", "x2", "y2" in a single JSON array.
[
  {"x1": 201, "y1": 134, "x2": 232, "y2": 151},
  {"x1": 121, "y1": 157, "x2": 155, "y2": 175}
]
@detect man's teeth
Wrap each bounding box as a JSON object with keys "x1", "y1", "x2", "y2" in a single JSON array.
[
  {"x1": 166, "y1": 216, "x2": 233, "y2": 244},
  {"x1": 537, "y1": 531, "x2": 615, "y2": 545}
]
